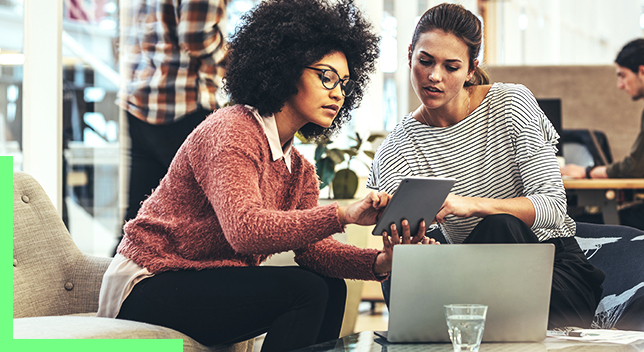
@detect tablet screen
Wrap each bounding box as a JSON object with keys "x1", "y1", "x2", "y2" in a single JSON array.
[{"x1": 372, "y1": 177, "x2": 456, "y2": 236}]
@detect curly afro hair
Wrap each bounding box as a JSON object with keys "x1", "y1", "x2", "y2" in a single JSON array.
[{"x1": 224, "y1": 0, "x2": 380, "y2": 141}]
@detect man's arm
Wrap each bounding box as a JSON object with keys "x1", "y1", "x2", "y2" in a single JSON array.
[
  {"x1": 561, "y1": 110, "x2": 644, "y2": 179},
  {"x1": 606, "y1": 110, "x2": 644, "y2": 178}
]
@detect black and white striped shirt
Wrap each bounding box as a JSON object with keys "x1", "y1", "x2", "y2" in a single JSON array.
[{"x1": 367, "y1": 83, "x2": 575, "y2": 243}]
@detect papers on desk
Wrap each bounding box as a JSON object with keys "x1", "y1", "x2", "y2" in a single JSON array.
[{"x1": 546, "y1": 329, "x2": 644, "y2": 345}]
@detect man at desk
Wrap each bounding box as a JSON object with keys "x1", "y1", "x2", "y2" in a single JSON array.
[
  {"x1": 562, "y1": 39, "x2": 644, "y2": 180},
  {"x1": 561, "y1": 38, "x2": 644, "y2": 229}
]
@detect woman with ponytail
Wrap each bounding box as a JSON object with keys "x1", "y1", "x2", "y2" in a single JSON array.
[{"x1": 368, "y1": 3, "x2": 605, "y2": 329}]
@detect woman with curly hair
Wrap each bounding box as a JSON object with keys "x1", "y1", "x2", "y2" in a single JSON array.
[{"x1": 97, "y1": 0, "x2": 433, "y2": 350}]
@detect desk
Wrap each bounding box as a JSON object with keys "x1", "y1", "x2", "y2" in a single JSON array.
[
  {"x1": 291, "y1": 331, "x2": 644, "y2": 352},
  {"x1": 563, "y1": 179, "x2": 644, "y2": 225}
]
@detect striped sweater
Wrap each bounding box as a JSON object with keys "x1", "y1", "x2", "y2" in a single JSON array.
[{"x1": 367, "y1": 83, "x2": 576, "y2": 243}]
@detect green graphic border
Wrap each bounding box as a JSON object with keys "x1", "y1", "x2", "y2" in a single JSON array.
[{"x1": 2, "y1": 156, "x2": 181, "y2": 351}]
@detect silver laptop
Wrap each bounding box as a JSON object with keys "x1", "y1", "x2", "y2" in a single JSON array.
[{"x1": 381, "y1": 243, "x2": 554, "y2": 343}]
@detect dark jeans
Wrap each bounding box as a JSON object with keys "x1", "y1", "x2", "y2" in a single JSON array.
[
  {"x1": 381, "y1": 214, "x2": 605, "y2": 329},
  {"x1": 113, "y1": 109, "x2": 210, "y2": 255},
  {"x1": 117, "y1": 266, "x2": 346, "y2": 352}
]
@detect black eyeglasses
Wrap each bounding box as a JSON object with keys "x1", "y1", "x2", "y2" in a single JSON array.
[{"x1": 305, "y1": 67, "x2": 355, "y2": 96}]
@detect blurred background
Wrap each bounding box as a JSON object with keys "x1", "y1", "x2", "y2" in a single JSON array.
[{"x1": 2, "y1": 0, "x2": 643, "y2": 257}]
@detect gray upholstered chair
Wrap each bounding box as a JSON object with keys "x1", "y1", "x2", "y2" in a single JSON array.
[{"x1": 13, "y1": 171, "x2": 253, "y2": 351}]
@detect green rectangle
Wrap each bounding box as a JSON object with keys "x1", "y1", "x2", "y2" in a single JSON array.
[{"x1": 3, "y1": 156, "x2": 181, "y2": 351}]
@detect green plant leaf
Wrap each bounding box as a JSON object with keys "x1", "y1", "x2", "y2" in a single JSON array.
[
  {"x1": 351, "y1": 133, "x2": 363, "y2": 151},
  {"x1": 332, "y1": 168, "x2": 359, "y2": 199},
  {"x1": 314, "y1": 143, "x2": 328, "y2": 161},
  {"x1": 342, "y1": 149, "x2": 358, "y2": 158},
  {"x1": 310, "y1": 131, "x2": 388, "y2": 197},
  {"x1": 295, "y1": 131, "x2": 311, "y2": 144},
  {"x1": 326, "y1": 149, "x2": 346, "y2": 164},
  {"x1": 367, "y1": 133, "x2": 386, "y2": 142},
  {"x1": 316, "y1": 157, "x2": 336, "y2": 189}
]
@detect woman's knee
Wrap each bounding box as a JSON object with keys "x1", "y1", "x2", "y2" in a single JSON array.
[
  {"x1": 466, "y1": 214, "x2": 538, "y2": 243},
  {"x1": 479, "y1": 213, "x2": 523, "y2": 228},
  {"x1": 280, "y1": 268, "x2": 340, "y2": 305},
  {"x1": 323, "y1": 276, "x2": 347, "y2": 300}
]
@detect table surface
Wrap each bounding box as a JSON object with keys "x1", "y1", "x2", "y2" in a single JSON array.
[
  {"x1": 563, "y1": 178, "x2": 644, "y2": 189},
  {"x1": 291, "y1": 331, "x2": 644, "y2": 352}
]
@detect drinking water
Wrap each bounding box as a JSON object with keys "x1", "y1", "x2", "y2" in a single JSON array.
[{"x1": 446, "y1": 314, "x2": 486, "y2": 352}]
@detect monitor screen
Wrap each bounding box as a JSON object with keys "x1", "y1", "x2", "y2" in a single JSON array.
[{"x1": 537, "y1": 98, "x2": 562, "y2": 156}]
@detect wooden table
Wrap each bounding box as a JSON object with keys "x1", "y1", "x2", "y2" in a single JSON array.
[{"x1": 563, "y1": 178, "x2": 644, "y2": 225}]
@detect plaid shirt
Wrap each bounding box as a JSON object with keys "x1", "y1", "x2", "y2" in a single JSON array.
[{"x1": 119, "y1": 0, "x2": 229, "y2": 124}]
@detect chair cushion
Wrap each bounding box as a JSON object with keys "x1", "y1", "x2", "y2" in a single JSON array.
[
  {"x1": 575, "y1": 222, "x2": 644, "y2": 330},
  {"x1": 13, "y1": 316, "x2": 253, "y2": 352}
]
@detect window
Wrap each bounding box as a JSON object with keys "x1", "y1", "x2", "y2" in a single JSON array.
[
  {"x1": 0, "y1": 0, "x2": 24, "y2": 171},
  {"x1": 61, "y1": 0, "x2": 120, "y2": 256}
]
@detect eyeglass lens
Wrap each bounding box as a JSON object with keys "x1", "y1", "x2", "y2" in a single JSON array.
[{"x1": 320, "y1": 70, "x2": 355, "y2": 96}]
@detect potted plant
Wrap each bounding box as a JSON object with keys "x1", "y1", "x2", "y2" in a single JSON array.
[{"x1": 310, "y1": 132, "x2": 385, "y2": 199}]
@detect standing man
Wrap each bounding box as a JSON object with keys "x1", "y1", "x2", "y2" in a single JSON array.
[
  {"x1": 561, "y1": 38, "x2": 644, "y2": 229},
  {"x1": 115, "y1": 0, "x2": 229, "y2": 254}
]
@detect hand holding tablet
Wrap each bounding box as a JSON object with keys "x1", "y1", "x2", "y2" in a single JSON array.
[{"x1": 372, "y1": 177, "x2": 456, "y2": 236}]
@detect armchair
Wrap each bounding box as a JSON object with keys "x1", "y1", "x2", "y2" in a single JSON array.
[{"x1": 12, "y1": 171, "x2": 253, "y2": 351}]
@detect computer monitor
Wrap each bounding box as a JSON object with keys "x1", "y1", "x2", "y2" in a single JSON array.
[{"x1": 537, "y1": 98, "x2": 562, "y2": 156}]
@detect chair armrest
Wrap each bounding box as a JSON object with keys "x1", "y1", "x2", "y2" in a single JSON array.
[{"x1": 68, "y1": 254, "x2": 112, "y2": 314}]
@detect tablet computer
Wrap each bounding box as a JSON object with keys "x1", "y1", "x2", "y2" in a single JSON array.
[{"x1": 372, "y1": 176, "x2": 456, "y2": 236}]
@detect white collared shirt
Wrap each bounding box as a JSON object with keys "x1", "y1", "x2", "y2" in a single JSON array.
[{"x1": 246, "y1": 105, "x2": 293, "y2": 173}]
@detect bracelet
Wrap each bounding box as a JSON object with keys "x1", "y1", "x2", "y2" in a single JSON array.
[
  {"x1": 585, "y1": 166, "x2": 594, "y2": 179},
  {"x1": 375, "y1": 271, "x2": 391, "y2": 279}
]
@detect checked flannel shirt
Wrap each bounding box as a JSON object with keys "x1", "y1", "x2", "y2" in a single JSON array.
[{"x1": 119, "y1": 0, "x2": 229, "y2": 124}]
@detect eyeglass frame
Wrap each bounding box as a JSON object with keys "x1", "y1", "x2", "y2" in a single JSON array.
[{"x1": 305, "y1": 66, "x2": 355, "y2": 96}]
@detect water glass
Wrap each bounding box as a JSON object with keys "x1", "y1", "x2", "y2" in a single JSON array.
[{"x1": 444, "y1": 304, "x2": 488, "y2": 352}]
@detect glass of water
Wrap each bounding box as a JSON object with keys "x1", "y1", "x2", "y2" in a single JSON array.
[{"x1": 444, "y1": 304, "x2": 488, "y2": 352}]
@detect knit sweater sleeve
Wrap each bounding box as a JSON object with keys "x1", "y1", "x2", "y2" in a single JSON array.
[
  {"x1": 294, "y1": 238, "x2": 381, "y2": 281},
  {"x1": 293, "y1": 170, "x2": 381, "y2": 281},
  {"x1": 187, "y1": 107, "x2": 344, "y2": 255}
]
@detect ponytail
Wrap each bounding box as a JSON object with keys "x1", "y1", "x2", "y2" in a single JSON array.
[{"x1": 465, "y1": 66, "x2": 489, "y2": 86}]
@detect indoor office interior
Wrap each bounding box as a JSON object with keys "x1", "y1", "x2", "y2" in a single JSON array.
[{"x1": 6, "y1": 0, "x2": 644, "y2": 342}]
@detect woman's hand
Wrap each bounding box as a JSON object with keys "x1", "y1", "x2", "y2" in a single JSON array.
[
  {"x1": 435, "y1": 193, "x2": 480, "y2": 223},
  {"x1": 338, "y1": 191, "x2": 391, "y2": 226},
  {"x1": 373, "y1": 219, "x2": 439, "y2": 276}
]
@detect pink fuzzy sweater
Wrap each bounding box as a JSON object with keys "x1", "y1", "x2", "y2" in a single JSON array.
[{"x1": 118, "y1": 105, "x2": 381, "y2": 281}]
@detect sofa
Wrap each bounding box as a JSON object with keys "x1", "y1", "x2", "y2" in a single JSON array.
[
  {"x1": 12, "y1": 171, "x2": 254, "y2": 351},
  {"x1": 575, "y1": 222, "x2": 644, "y2": 331}
]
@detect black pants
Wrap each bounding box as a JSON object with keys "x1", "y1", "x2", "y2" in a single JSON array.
[
  {"x1": 382, "y1": 214, "x2": 605, "y2": 329},
  {"x1": 113, "y1": 109, "x2": 210, "y2": 255},
  {"x1": 117, "y1": 266, "x2": 346, "y2": 352}
]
